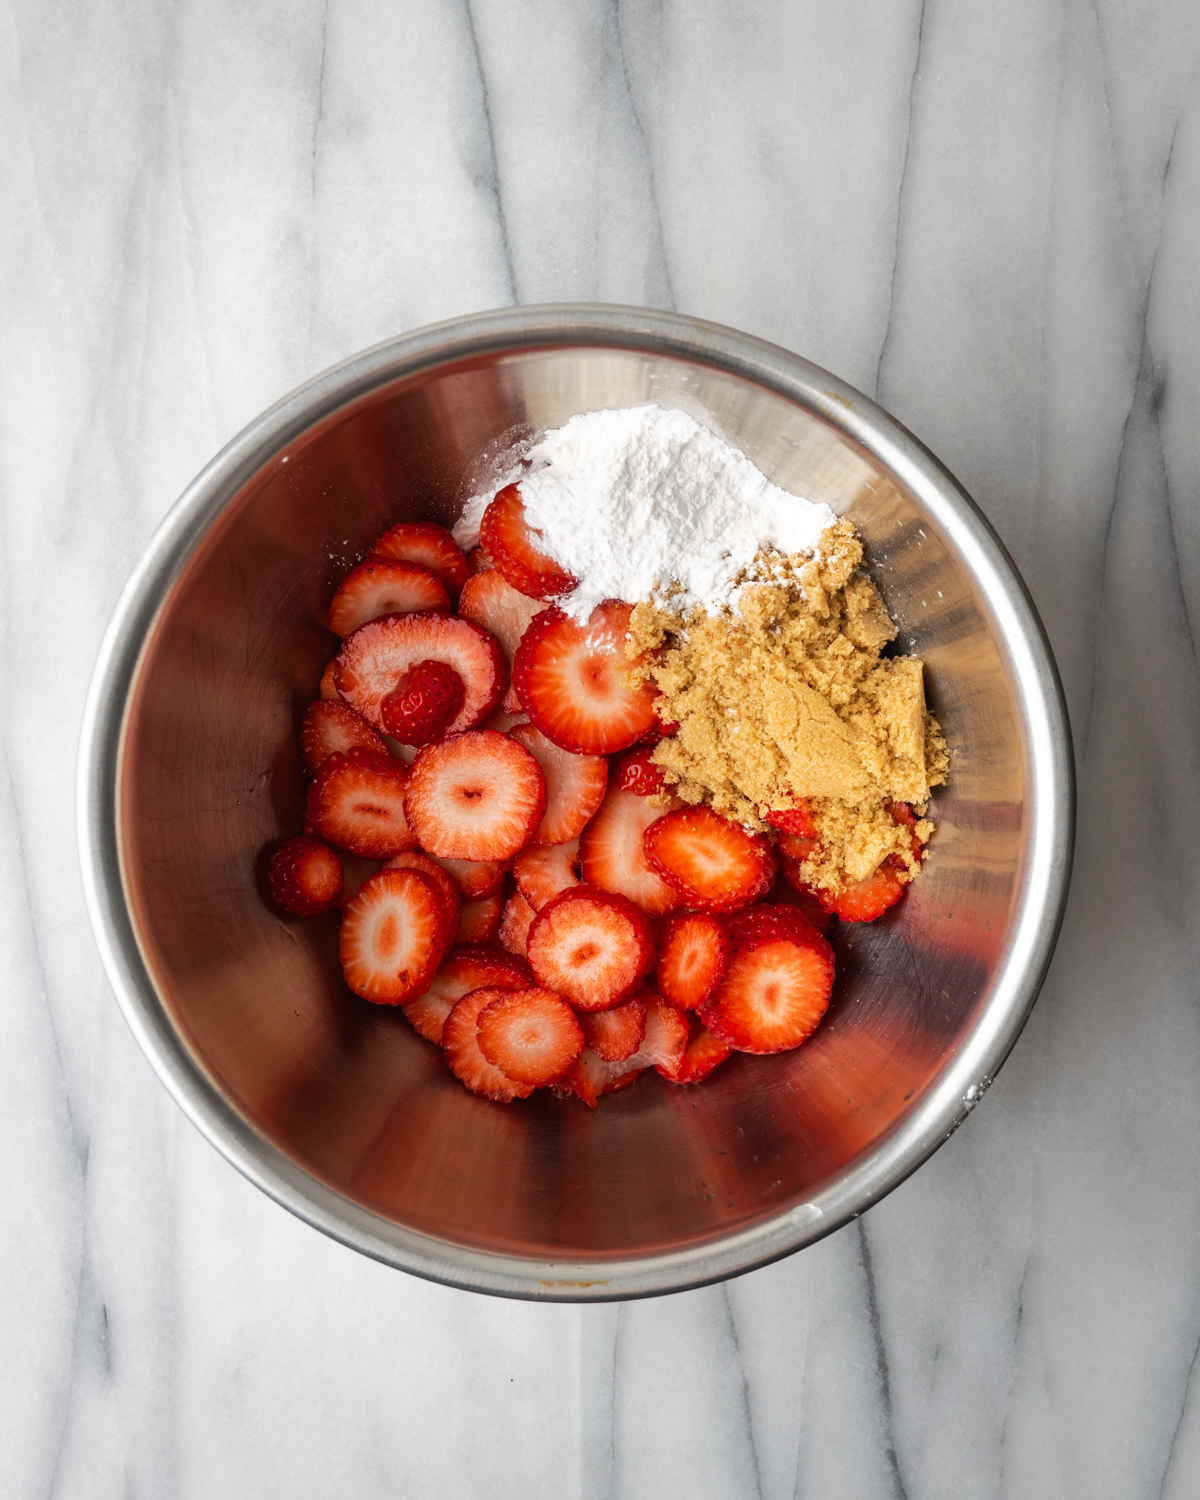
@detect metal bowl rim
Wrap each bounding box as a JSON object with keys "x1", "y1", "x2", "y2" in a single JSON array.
[{"x1": 76, "y1": 303, "x2": 1075, "y2": 1301}]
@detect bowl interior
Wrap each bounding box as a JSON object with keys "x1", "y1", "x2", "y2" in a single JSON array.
[{"x1": 116, "y1": 338, "x2": 1030, "y2": 1276}]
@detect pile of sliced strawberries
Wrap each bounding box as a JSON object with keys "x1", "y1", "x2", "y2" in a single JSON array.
[{"x1": 265, "y1": 489, "x2": 923, "y2": 1107}]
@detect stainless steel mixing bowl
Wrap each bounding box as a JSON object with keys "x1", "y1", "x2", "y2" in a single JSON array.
[{"x1": 78, "y1": 305, "x2": 1073, "y2": 1299}]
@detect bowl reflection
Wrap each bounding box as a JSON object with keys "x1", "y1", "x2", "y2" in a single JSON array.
[{"x1": 79, "y1": 306, "x2": 1072, "y2": 1299}]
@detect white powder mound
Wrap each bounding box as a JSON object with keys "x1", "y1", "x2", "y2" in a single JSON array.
[{"x1": 453, "y1": 404, "x2": 836, "y2": 621}]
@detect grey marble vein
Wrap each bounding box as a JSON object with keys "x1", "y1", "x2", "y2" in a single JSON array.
[{"x1": 6, "y1": 0, "x2": 1200, "y2": 1496}]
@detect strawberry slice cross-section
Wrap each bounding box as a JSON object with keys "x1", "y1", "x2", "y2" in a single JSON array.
[
  {"x1": 476, "y1": 988, "x2": 585, "y2": 1087},
  {"x1": 403, "y1": 730, "x2": 546, "y2": 861},
  {"x1": 512, "y1": 600, "x2": 658, "y2": 755},
  {"x1": 479, "y1": 483, "x2": 577, "y2": 601},
  {"x1": 526, "y1": 885, "x2": 656, "y2": 1012},
  {"x1": 339, "y1": 867, "x2": 447, "y2": 1005},
  {"x1": 643, "y1": 805, "x2": 776, "y2": 914},
  {"x1": 699, "y1": 925, "x2": 834, "y2": 1055}
]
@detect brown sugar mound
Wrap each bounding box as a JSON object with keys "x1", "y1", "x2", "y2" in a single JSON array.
[{"x1": 627, "y1": 520, "x2": 949, "y2": 891}]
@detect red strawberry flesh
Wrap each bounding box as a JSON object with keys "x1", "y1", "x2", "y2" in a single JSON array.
[
  {"x1": 656, "y1": 912, "x2": 729, "y2": 1009},
  {"x1": 307, "y1": 748, "x2": 417, "y2": 859},
  {"x1": 526, "y1": 885, "x2": 655, "y2": 1012},
  {"x1": 300, "y1": 699, "x2": 387, "y2": 774},
  {"x1": 458, "y1": 569, "x2": 549, "y2": 713},
  {"x1": 339, "y1": 868, "x2": 445, "y2": 1004},
  {"x1": 513, "y1": 836, "x2": 581, "y2": 911},
  {"x1": 513, "y1": 600, "x2": 658, "y2": 755},
  {"x1": 404, "y1": 730, "x2": 546, "y2": 861},
  {"x1": 335, "y1": 612, "x2": 506, "y2": 736},
  {"x1": 700, "y1": 931, "x2": 834, "y2": 1054},
  {"x1": 479, "y1": 483, "x2": 577, "y2": 601},
  {"x1": 509, "y1": 722, "x2": 608, "y2": 844},
  {"x1": 370, "y1": 521, "x2": 469, "y2": 599},
  {"x1": 578, "y1": 786, "x2": 682, "y2": 916},
  {"x1": 476, "y1": 988, "x2": 584, "y2": 1086},
  {"x1": 401, "y1": 946, "x2": 530, "y2": 1045},
  {"x1": 443, "y1": 987, "x2": 536, "y2": 1102},
  {"x1": 579, "y1": 996, "x2": 647, "y2": 1062},
  {"x1": 268, "y1": 836, "x2": 344, "y2": 916},
  {"x1": 643, "y1": 805, "x2": 775, "y2": 914},
  {"x1": 327, "y1": 559, "x2": 449, "y2": 636},
  {"x1": 380, "y1": 659, "x2": 466, "y2": 746}
]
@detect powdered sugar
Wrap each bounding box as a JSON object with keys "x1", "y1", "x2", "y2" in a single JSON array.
[{"x1": 453, "y1": 405, "x2": 836, "y2": 621}]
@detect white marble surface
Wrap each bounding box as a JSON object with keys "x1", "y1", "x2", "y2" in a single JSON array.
[{"x1": 5, "y1": 1, "x2": 1200, "y2": 1494}]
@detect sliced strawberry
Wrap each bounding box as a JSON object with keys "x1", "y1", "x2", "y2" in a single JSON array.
[
  {"x1": 442, "y1": 986, "x2": 535, "y2": 1102},
  {"x1": 429, "y1": 853, "x2": 509, "y2": 899},
  {"x1": 307, "y1": 748, "x2": 417, "y2": 858},
  {"x1": 822, "y1": 866, "x2": 906, "y2": 922},
  {"x1": 578, "y1": 786, "x2": 681, "y2": 916},
  {"x1": 467, "y1": 546, "x2": 493, "y2": 574},
  {"x1": 579, "y1": 996, "x2": 647, "y2": 1062},
  {"x1": 611, "y1": 746, "x2": 666, "y2": 797},
  {"x1": 268, "y1": 836, "x2": 344, "y2": 916},
  {"x1": 404, "y1": 730, "x2": 546, "y2": 860},
  {"x1": 564, "y1": 996, "x2": 688, "y2": 1106},
  {"x1": 512, "y1": 601, "x2": 658, "y2": 755},
  {"x1": 644, "y1": 806, "x2": 776, "y2": 914},
  {"x1": 513, "y1": 836, "x2": 581, "y2": 911},
  {"x1": 764, "y1": 797, "x2": 819, "y2": 839},
  {"x1": 564, "y1": 1047, "x2": 645, "y2": 1108},
  {"x1": 699, "y1": 928, "x2": 834, "y2": 1054},
  {"x1": 725, "y1": 902, "x2": 822, "y2": 950},
  {"x1": 300, "y1": 699, "x2": 387, "y2": 774},
  {"x1": 656, "y1": 912, "x2": 729, "y2": 1010},
  {"x1": 380, "y1": 659, "x2": 466, "y2": 746},
  {"x1": 401, "y1": 945, "x2": 530, "y2": 1045},
  {"x1": 526, "y1": 886, "x2": 656, "y2": 1012},
  {"x1": 657, "y1": 1015, "x2": 732, "y2": 1086},
  {"x1": 384, "y1": 850, "x2": 461, "y2": 951},
  {"x1": 479, "y1": 483, "x2": 577, "y2": 601},
  {"x1": 477, "y1": 988, "x2": 584, "y2": 1086},
  {"x1": 636, "y1": 997, "x2": 690, "y2": 1071},
  {"x1": 335, "y1": 612, "x2": 506, "y2": 735},
  {"x1": 328, "y1": 558, "x2": 450, "y2": 637},
  {"x1": 498, "y1": 890, "x2": 536, "y2": 956},
  {"x1": 458, "y1": 569, "x2": 549, "y2": 713},
  {"x1": 339, "y1": 868, "x2": 445, "y2": 1004},
  {"x1": 509, "y1": 722, "x2": 608, "y2": 843},
  {"x1": 457, "y1": 892, "x2": 504, "y2": 945},
  {"x1": 319, "y1": 660, "x2": 341, "y2": 700},
  {"x1": 370, "y1": 521, "x2": 469, "y2": 600}
]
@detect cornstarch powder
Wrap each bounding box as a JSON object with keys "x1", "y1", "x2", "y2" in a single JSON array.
[{"x1": 454, "y1": 405, "x2": 836, "y2": 622}]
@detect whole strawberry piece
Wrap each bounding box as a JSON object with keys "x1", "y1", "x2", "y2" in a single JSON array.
[
  {"x1": 611, "y1": 746, "x2": 666, "y2": 797},
  {"x1": 268, "y1": 836, "x2": 344, "y2": 916},
  {"x1": 381, "y1": 659, "x2": 466, "y2": 746}
]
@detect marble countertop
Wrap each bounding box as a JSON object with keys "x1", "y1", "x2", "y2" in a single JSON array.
[{"x1": 6, "y1": 2, "x2": 1200, "y2": 1495}]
